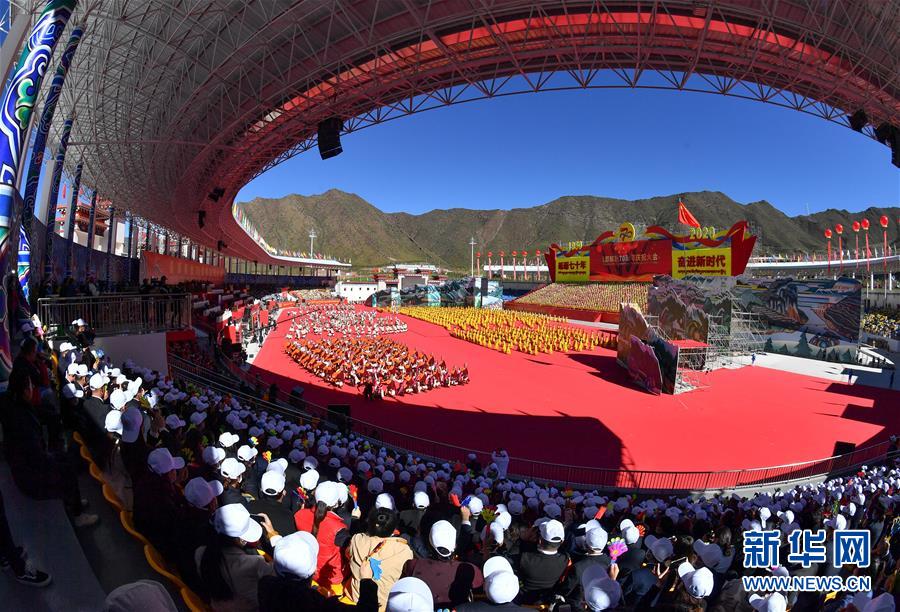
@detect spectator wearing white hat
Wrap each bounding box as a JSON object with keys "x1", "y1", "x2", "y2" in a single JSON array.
[
  {"x1": 561, "y1": 523, "x2": 610, "y2": 606},
  {"x1": 219, "y1": 457, "x2": 249, "y2": 507},
  {"x1": 293, "y1": 481, "x2": 351, "y2": 590},
  {"x1": 196, "y1": 503, "x2": 277, "y2": 611},
  {"x1": 458, "y1": 556, "x2": 527, "y2": 611},
  {"x1": 399, "y1": 490, "x2": 431, "y2": 539},
  {"x1": 347, "y1": 507, "x2": 414, "y2": 609},
  {"x1": 173, "y1": 477, "x2": 222, "y2": 590},
  {"x1": 400, "y1": 518, "x2": 484, "y2": 608},
  {"x1": 515, "y1": 519, "x2": 569, "y2": 605},
  {"x1": 134, "y1": 448, "x2": 187, "y2": 557},
  {"x1": 258, "y1": 531, "x2": 378, "y2": 612},
  {"x1": 79, "y1": 371, "x2": 111, "y2": 464},
  {"x1": 248, "y1": 467, "x2": 297, "y2": 536}
]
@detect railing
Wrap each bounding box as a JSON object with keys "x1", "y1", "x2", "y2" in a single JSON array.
[
  {"x1": 167, "y1": 357, "x2": 895, "y2": 494},
  {"x1": 39, "y1": 293, "x2": 192, "y2": 336}
]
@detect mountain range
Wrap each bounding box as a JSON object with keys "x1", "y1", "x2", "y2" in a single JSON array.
[{"x1": 236, "y1": 190, "x2": 899, "y2": 270}]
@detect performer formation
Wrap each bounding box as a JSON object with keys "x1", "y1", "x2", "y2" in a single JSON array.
[
  {"x1": 395, "y1": 307, "x2": 612, "y2": 355},
  {"x1": 285, "y1": 303, "x2": 407, "y2": 339},
  {"x1": 285, "y1": 336, "x2": 468, "y2": 398}
]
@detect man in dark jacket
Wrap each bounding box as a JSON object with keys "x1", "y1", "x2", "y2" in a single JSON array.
[{"x1": 514, "y1": 519, "x2": 569, "y2": 605}]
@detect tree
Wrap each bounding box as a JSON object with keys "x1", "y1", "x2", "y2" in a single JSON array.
[
  {"x1": 796, "y1": 332, "x2": 812, "y2": 358},
  {"x1": 764, "y1": 337, "x2": 774, "y2": 352}
]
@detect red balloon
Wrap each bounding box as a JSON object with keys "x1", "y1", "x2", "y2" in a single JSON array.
[
  {"x1": 536, "y1": 249, "x2": 542, "y2": 255},
  {"x1": 511, "y1": 251, "x2": 518, "y2": 256},
  {"x1": 487, "y1": 251, "x2": 492, "y2": 257},
  {"x1": 852, "y1": 221, "x2": 860, "y2": 232},
  {"x1": 499, "y1": 251, "x2": 505, "y2": 256},
  {"x1": 475, "y1": 252, "x2": 481, "y2": 257},
  {"x1": 522, "y1": 251, "x2": 528, "y2": 256},
  {"x1": 824, "y1": 229, "x2": 832, "y2": 238},
  {"x1": 880, "y1": 215, "x2": 890, "y2": 228},
  {"x1": 835, "y1": 224, "x2": 844, "y2": 234},
  {"x1": 861, "y1": 219, "x2": 870, "y2": 230}
]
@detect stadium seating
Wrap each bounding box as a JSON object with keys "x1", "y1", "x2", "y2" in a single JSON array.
[{"x1": 42, "y1": 335, "x2": 900, "y2": 611}]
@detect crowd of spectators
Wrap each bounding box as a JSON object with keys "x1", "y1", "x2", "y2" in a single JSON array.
[
  {"x1": 516, "y1": 283, "x2": 650, "y2": 313},
  {"x1": 2, "y1": 313, "x2": 899, "y2": 610},
  {"x1": 863, "y1": 311, "x2": 900, "y2": 340}
]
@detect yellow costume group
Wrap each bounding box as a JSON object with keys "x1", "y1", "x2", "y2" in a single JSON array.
[{"x1": 394, "y1": 307, "x2": 617, "y2": 355}]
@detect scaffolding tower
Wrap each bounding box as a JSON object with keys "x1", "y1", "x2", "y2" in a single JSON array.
[{"x1": 729, "y1": 298, "x2": 768, "y2": 359}]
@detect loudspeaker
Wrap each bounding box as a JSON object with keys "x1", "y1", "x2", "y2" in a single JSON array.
[
  {"x1": 327, "y1": 404, "x2": 352, "y2": 433},
  {"x1": 198, "y1": 210, "x2": 206, "y2": 228},
  {"x1": 480, "y1": 277, "x2": 488, "y2": 296},
  {"x1": 832, "y1": 441, "x2": 856, "y2": 457},
  {"x1": 848, "y1": 109, "x2": 867, "y2": 132},
  {"x1": 317, "y1": 118, "x2": 343, "y2": 160}
]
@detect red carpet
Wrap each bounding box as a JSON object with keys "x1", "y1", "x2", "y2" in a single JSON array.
[{"x1": 251, "y1": 307, "x2": 900, "y2": 487}]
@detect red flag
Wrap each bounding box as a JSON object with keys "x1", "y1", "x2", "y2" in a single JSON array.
[
  {"x1": 61, "y1": 183, "x2": 66, "y2": 199},
  {"x1": 678, "y1": 199, "x2": 700, "y2": 228}
]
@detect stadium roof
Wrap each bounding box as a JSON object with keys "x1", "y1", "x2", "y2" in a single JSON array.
[{"x1": 8, "y1": 0, "x2": 900, "y2": 264}]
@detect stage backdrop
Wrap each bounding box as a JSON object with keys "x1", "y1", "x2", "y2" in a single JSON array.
[
  {"x1": 617, "y1": 302, "x2": 680, "y2": 395},
  {"x1": 141, "y1": 252, "x2": 225, "y2": 284},
  {"x1": 648, "y1": 275, "x2": 734, "y2": 343},
  {"x1": 546, "y1": 221, "x2": 756, "y2": 283},
  {"x1": 733, "y1": 276, "x2": 862, "y2": 363}
]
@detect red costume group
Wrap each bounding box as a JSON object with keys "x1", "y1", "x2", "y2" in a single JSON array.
[{"x1": 285, "y1": 336, "x2": 469, "y2": 398}]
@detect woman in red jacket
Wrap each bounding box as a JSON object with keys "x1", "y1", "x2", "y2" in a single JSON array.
[{"x1": 294, "y1": 481, "x2": 351, "y2": 588}]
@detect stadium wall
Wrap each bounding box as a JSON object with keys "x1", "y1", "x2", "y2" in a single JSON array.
[{"x1": 93, "y1": 332, "x2": 169, "y2": 377}]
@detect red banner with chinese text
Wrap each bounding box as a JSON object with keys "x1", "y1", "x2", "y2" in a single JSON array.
[{"x1": 590, "y1": 240, "x2": 671, "y2": 281}]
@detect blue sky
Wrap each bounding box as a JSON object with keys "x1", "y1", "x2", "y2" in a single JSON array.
[{"x1": 237, "y1": 86, "x2": 899, "y2": 217}]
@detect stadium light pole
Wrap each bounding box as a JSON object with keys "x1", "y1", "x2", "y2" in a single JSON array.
[
  {"x1": 469, "y1": 237, "x2": 476, "y2": 276},
  {"x1": 309, "y1": 228, "x2": 317, "y2": 256}
]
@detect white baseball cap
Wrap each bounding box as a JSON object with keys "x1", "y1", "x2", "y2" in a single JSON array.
[
  {"x1": 147, "y1": 448, "x2": 185, "y2": 475},
  {"x1": 678, "y1": 561, "x2": 714, "y2": 598},
  {"x1": 184, "y1": 477, "x2": 224, "y2": 509},
  {"x1": 483, "y1": 556, "x2": 518, "y2": 604},
  {"x1": 261, "y1": 471, "x2": 286, "y2": 496},
  {"x1": 89, "y1": 373, "x2": 106, "y2": 390},
  {"x1": 219, "y1": 432, "x2": 239, "y2": 448},
  {"x1": 644, "y1": 535, "x2": 674, "y2": 562},
  {"x1": 121, "y1": 406, "x2": 143, "y2": 443},
  {"x1": 539, "y1": 519, "x2": 565, "y2": 543},
  {"x1": 375, "y1": 493, "x2": 395, "y2": 510},
  {"x1": 165, "y1": 414, "x2": 186, "y2": 430},
  {"x1": 299, "y1": 469, "x2": 319, "y2": 491},
  {"x1": 429, "y1": 520, "x2": 456, "y2": 557},
  {"x1": 214, "y1": 503, "x2": 262, "y2": 543},
  {"x1": 585, "y1": 526, "x2": 609, "y2": 552},
  {"x1": 105, "y1": 410, "x2": 123, "y2": 435},
  {"x1": 582, "y1": 565, "x2": 622, "y2": 611},
  {"x1": 236, "y1": 445, "x2": 258, "y2": 462},
  {"x1": 273, "y1": 531, "x2": 319, "y2": 579},
  {"x1": 749, "y1": 592, "x2": 787, "y2": 612},
  {"x1": 413, "y1": 491, "x2": 430, "y2": 509},
  {"x1": 387, "y1": 577, "x2": 433, "y2": 612},
  {"x1": 202, "y1": 446, "x2": 226, "y2": 466},
  {"x1": 220, "y1": 457, "x2": 246, "y2": 480},
  {"x1": 825, "y1": 514, "x2": 848, "y2": 530},
  {"x1": 314, "y1": 481, "x2": 341, "y2": 507}
]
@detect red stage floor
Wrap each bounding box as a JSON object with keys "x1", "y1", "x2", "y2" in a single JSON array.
[{"x1": 250, "y1": 307, "x2": 899, "y2": 485}]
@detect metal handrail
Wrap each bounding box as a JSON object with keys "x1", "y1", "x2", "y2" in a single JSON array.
[
  {"x1": 38, "y1": 293, "x2": 192, "y2": 336},
  {"x1": 166, "y1": 356, "x2": 894, "y2": 494}
]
